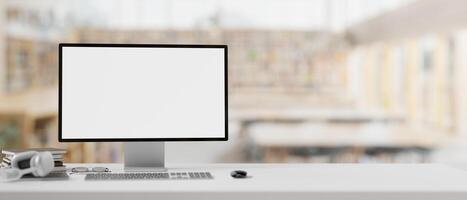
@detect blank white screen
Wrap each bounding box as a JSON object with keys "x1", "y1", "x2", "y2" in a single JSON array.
[{"x1": 61, "y1": 46, "x2": 225, "y2": 139}]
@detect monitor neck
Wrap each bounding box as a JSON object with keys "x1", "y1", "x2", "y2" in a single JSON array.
[{"x1": 123, "y1": 142, "x2": 165, "y2": 172}]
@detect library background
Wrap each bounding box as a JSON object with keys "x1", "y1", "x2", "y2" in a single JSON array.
[{"x1": 1, "y1": 0, "x2": 467, "y2": 164}]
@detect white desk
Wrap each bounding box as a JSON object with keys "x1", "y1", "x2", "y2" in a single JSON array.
[{"x1": 2, "y1": 163, "x2": 467, "y2": 200}]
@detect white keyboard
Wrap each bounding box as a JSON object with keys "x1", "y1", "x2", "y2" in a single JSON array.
[{"x1": 85, "y1": 172, "x2": 213, "y2": 180}]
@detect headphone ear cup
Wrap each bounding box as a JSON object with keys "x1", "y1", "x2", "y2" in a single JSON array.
[
  {"x1": 30, "y1": 152, "x2": 54, "y2": 177},
  {"x1": 11, "y1": 151, "x2": 37, "y2": 169},
  {"x1": 0, "y1": 168, "x2": 22, "y2": 182}
]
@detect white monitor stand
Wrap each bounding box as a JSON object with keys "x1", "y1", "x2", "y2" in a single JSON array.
[{"x1": 123, "y1": 142, "x2": 166, "y2": 172}]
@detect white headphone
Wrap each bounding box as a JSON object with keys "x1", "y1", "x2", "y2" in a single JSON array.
[{"x1": 0, "y1": 151, "x2": 54, "y2": 182}]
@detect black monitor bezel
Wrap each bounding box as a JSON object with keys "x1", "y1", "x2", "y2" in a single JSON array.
[{"x1": 58, "y1": 43, "x2": 228, "y2": 142}]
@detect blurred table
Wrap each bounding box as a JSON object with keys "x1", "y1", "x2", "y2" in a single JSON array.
[
  {"x1": 230, "y1": 108, "x2": 403, "y2": 136},
  {"x1": 249, "y1": 124, "x2": 446, "y2": 148},
  {"x1": 248, "y1": 123, "x2": 447, "y2": 162},
  {"x1": 230, "y1": 108, "x2": 403, "y2": 123},
  {"x1": 230, "y1": 108, "x2": 447, "y2": 162}
]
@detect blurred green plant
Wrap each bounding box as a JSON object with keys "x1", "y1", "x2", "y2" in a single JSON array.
[{"x1": 0, "y1": 120, "x2": 21, "y2": 150}]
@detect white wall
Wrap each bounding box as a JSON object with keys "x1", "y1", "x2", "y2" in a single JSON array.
[
  {"x1": 431, "y1": 30, "x2": 467, "y2": 163},
  {"x1": 455, "y1": 30, "x2": 467, "y2": 136}
]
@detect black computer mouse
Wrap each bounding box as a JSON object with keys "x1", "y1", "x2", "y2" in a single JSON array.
[{"x1": 231, "y1": 170, "x2": 248, "y2": 178}]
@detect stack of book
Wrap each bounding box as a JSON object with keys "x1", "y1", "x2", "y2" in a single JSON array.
[{"x1": 1, "y1": 148, "x2": 67, "y2": 172}]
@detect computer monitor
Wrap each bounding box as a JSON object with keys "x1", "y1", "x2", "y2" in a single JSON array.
[{"x1": 59, "y1": 44, "x2": 228, "y2": 171}]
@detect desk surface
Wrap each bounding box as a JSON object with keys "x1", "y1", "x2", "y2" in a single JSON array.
[{"x1": 2, "y1": 163, "x2": 467, "y2": 200}]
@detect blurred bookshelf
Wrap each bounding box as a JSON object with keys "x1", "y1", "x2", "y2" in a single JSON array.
[
  {"x1": 1, "y1": 0, "x2": 467, "y2": 164},
  {"x1": 71, "y1": 28, "x2": 345, "y2": 95},
  {"x1": 6, "y1": 38, "x2": 58, "y2": 92},
  {"x1": 0, "y1": 28, "x2": 463, "y2": 163}
]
